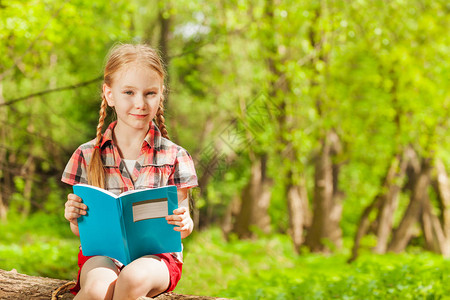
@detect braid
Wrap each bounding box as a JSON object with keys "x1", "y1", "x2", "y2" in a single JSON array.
[
  {"x1": 155, "y1": 99, "x2": 170, "y2": 140},
  {"x1": 88, "y1": 94, "x2": 108, "y2": 188}
]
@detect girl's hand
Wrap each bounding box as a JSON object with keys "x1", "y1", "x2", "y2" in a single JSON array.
[
  {"x1": 64, "y1": 193, "x2": 87, "y2": 225},
  {"x1": 166, "y1": 207, "x2": 193, "y2": 239}
]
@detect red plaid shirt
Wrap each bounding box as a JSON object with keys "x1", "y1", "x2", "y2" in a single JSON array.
[
  {"x1": 62, "y1": 121, "x2": 198, "y2": 193},
  {"x1": 61, "y1": 121, "x2": 198, "y2": 263}
]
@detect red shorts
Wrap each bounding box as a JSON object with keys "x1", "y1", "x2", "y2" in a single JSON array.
[{"x1": 71, "y1": 249, "x2": 183, "y2": 295}]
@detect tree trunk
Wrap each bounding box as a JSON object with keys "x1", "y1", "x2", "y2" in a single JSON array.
[
  {"x1": 287, "y1": 171, "x2": 309, "y2": 253},
  {"x1": 349, "y1": 149, "x2": 410, "y2": 262},
  {"x1": 303, "y1": 1, "x2": 341, "y2": 253},
  {"x1": 158, "y1": 7, "x2": 170, "y2": 69},
  {"x1": 350, "y1": 152, "x2": 450, "y2": 260},
  {"x1": 158, "y1": 2, "x2": 171, "y2": 105},
  {"x1": 305, "y1": 137, "x2": 332, "y2": 252},
  {"x1": 0, "y1": 269, "x2": 229, "y2": 300},
  {"x1": 222, "y1": 194, "x2": 240, "y2": 237},
  {"x1": 262, "y1": 0, "x2": 308, "y2": 251},
  {"x1": 156, "y1": 1, "x2": 176, "y2": 141},
  {"x1": 305, "y1": 131, "x2": 342, "y2": 252},
  {"x1": 21, "y1": 153, "x2": 36, "y2": 216},
  {"x1": 421, "y1": 194, "x2": 436, "y2": 252},
  {"x1": 373, "y1": 148, "x2": 410, "y2": 253},
  {"x1": 0, "y1": 81, "x2": 7, "y2": 220},
  {"x1": 301, "y1": 177, "x2": 312, "y2": 229},
  {"x1": 330, "y1": 143, "x2": 344, "y2": 249},
  {"x1": 421, "y1": 194, "x2": 449, "y2": 256},
  {"x1": 0, "y1": 269, "x2": 73, "y2": 300},
  {"x1": 423, "y1": 158, "x2": 450, "y2": 257},
  {"x1": 388, "y1": 158, "x2": 431, "y2": 252},
  {"x1": 435, "y1": 159, "x2": 450, "y2": 243},
  {"x1": 348, "y1": 193, "x2": 383, "y2": 262},
  {"x1": 232, "y1": 155, "x2": 272, "y2": 238}
]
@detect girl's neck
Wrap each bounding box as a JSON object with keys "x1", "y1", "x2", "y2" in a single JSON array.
[{"x1": 113, "y1": 122, "x2": 149, "y2": 159}]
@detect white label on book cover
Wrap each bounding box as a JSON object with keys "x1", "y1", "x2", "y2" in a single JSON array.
[{"x1": 132, "y1": 198, "x2": 168, "y2": 222}]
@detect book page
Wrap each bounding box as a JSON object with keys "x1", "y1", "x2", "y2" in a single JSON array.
[
  {"x1": 132, "y1": 198, "x2": 168, "y2": 222},
  {"x1": 121, "y1": 185, "x2": 181, "y2": 261},
  {"x1": 75, "y1": 183, "x2": 119, "y2": 198},
  {"x1": 119, "y1": 186, "x2": 169, "y2": 197},
  {"x1": 74, "y1": 184, "x2": 128, "y2": 264}
]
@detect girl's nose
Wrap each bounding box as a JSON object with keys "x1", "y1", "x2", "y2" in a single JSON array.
[{"x1": 135, "y1": 94, "x2": 146, "y2": 109}]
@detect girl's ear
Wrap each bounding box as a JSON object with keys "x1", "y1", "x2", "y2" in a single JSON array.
[{"x1": 103, "y1": 83, "x2": 114, "y2": 107}]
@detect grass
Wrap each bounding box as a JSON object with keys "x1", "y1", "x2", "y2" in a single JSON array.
[{"x1": 1, "y1": 212, "x2": 450, "y2": 299}]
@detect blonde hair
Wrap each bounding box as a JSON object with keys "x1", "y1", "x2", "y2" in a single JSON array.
[{"x1": 88, "y1": 44, "x2": 169, "y2": 188}]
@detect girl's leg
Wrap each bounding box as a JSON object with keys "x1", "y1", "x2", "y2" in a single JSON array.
[
  {"x1": 113, "y1": 255, "x2": 170, "y2": 300},
  {"x1": 74, "y1": 256, "x2": 120, "y2": 300}
]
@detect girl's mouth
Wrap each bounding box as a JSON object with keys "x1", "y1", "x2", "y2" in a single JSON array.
[{"x1": 130, "y1": 114, "x2": 148, "y2": 119}]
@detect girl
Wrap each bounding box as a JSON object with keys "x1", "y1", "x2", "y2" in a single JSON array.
[{"x1": 62, "y1": 44, "x2": 198, "y2": 300}]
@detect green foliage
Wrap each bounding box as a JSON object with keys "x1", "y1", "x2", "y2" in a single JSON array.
[{"x1": 0, "y1": 211, "x2": 79, "y2": 279}]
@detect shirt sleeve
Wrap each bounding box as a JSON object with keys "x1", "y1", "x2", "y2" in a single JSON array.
[
  {"x1": 168, "y1": 147, "x2": 198, "y2": 189},
  {"x1": 61, "y1": 147, "x2": 89, "y2": 186}
]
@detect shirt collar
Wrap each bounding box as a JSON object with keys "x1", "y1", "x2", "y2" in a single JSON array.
[{"x1": 100, "y1": 121, "x2": 162, "y2": 149}]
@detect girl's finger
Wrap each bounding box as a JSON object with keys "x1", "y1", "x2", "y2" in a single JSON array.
[
  {"x1": 68, "y1": 194, "x2": 82, "y2": 202},
  {"x1": 66, "y1": 205, "x2": 84, "y2": 216},
  {"x1": 166, "y1": 214, "x2": 183, "y2": 222},
  {"x1": 173, "y1": 223, "x2": 189, "y2": 231},
  {"x1": 168, "y1": 219, "x2": 184, "y2": 226},
  {"x1": 169, "y1": 218, "x2": 189, "y2": 227},
  {"x1": 173, "y1": 207, "x2": 187, "y2": 215},
  {"x1": 74, "y1": 207, "x2": 86, "y2": 215},
  {"x1": 67, "y1": 200, "x2": 87, "y2": 210},
  {"x1": 75, "y1": 207, "x2": 86, "y2": 215}
]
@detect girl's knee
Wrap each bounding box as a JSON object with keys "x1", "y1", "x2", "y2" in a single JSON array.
[
  {"x1": 115, "y1": 260, "x2": 169, "y2": 297},
  {"x1": 78, "y1": 256, "x2": 118, "y2": 299},
  {"x1": 118, "y1": 265, "x2": 151, "y2": 289},
  {"x1": 79, "y1": 279, "x2": 115, "y2": 300}
]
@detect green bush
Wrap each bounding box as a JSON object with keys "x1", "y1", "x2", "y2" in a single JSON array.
[{"x1": 0, "y1": 211, "x2": 79, "y2": 279}]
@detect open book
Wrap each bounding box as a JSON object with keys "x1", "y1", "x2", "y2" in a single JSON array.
[{"x1": 73, "y1": 184, "x2": 181, "y2": 265}]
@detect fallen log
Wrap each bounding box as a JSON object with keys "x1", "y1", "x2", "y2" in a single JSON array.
[{"x1": 0, "y1": 269, "x2": 229, "y2": 300}]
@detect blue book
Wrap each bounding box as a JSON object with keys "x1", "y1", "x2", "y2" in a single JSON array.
[{"x1": 73, "y1": 184, "x2": 181, "y2": 265}]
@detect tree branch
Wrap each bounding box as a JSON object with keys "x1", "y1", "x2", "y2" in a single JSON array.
[{"x1": 0, "y1": 76, "x2": 103, "y2": 107}]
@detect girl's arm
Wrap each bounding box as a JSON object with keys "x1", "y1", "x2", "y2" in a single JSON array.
[
  {"x1": 70, "y1": 221, "x2": 80, "y2": 237},
  {"x1": 64, "y1": 193, "x2": 87, "y2": 237},
  {"x1": 166, "y1": 188, "x2": 194, "y2": 239}
]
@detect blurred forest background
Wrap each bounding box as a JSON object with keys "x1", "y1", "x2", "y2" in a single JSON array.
[{"x1": 1, "y1": 0, "x2": 450, "y2": 299}]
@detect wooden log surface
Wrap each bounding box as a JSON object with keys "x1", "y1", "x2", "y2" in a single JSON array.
[{"x1": 0, "y1": 269, "x2": 229, "y2": 300}]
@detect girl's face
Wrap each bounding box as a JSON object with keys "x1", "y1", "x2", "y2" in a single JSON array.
[{"x1": 103, "y1": 64, "x2": 163, "y2": 134}]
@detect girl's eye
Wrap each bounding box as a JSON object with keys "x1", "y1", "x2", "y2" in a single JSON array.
[
  {"x1": 146, "y1": 92, "x2": 156, "y2": 96},
  {"x1": 124, "y1": 91, "x2": 133, "y2": 95}
]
